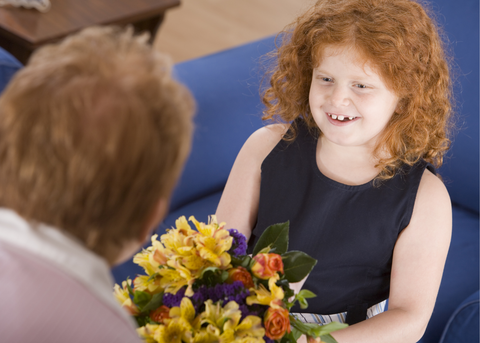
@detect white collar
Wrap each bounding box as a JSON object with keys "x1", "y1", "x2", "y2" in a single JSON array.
[{"x1": 0, "y1": 207, "x2": 136, "y2": 327}]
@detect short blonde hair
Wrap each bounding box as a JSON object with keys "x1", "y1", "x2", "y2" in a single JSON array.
[{"x1": 0, "y1": 26, "x2": 194, "y2": 256}]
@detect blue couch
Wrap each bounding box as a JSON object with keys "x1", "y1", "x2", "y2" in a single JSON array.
[
  {"x1": 0, "y1": 0, "x2": 477, "y2": 341},
  {"x1": 112, "y1": 1, "x2": 479, "y2": 342}
]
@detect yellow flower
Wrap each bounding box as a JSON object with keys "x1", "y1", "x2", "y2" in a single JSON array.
[
  {"x1": 246, "y1": 275, "x2": 284, "y2": 309},
  {"x1": 162, "y1": 216, "x2": 205, "y2": 278},
  {"x1": 158, "y1": 266, "x2": 190, "y2": 296},
  {"x1": 192, "y1": 329, "x2": 220, "y2": 343},
  {"x1": 133, "y1": 275, "x2": 163, "y2": 294},
  {"x1": 161, "y1": 217, "x2": 197, "y2": 256},
  {"x1": 233, "y1": 315, "x2": 265, "y2": 342},
  {"x1": 152, "y1": 321, "x2": 186, "y2": 343},
  {"x1": 137, "y1": 324, "x2": 162, "y2": 343},
  {"x1": 133, "y1": 249, "x2": 159, "y2": 276},
  {"x1": 190, "y1": 215, "x2": 233, "y2": 269},
  {"x1": 113, "y1": 280, "x2": 139, "y2": 315},
  {"x1": 200, "y1": 300, "x2": 265, "y2": 343},
  {"x1": 170, "y1": 297, "x2": 198, "y2": 328}
]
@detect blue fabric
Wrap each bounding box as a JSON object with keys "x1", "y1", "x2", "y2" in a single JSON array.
[
  {"x1": 0, "y1": 47, "x2": 22, "y2": 94},
  {"x1": 434, "y1": 0, "x2": 479, "y2": 214},
  {"x1": 167, "y1": 38, "x2": 274, "y2": 213},
  {"x1": 439, "y1": 291, "x2": 479, "y2": 343},
  {"x1": 419, "y1": 207, "x2": 479, "y2": 343},
  {"x1": 112, "y1": 2, "x2": 478, "y2": 341}
]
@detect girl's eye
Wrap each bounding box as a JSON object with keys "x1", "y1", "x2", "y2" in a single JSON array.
[
  {"x1": 355, "y1": 84, "x2": 367, "y2": 89},
  {"x1": 322, "y1": 77, "x2": 333, "y2": 82}
]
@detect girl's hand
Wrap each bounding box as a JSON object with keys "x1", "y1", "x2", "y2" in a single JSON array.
[{"x1": 290, "y1": 275, "x2": 308, "y2": 295}]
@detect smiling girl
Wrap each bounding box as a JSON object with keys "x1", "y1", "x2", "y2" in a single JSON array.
[{"x1": 216, "y1": 0, "x2": 453, "y2": 342}]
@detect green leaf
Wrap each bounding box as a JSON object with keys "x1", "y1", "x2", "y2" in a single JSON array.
[
  {"x1": 220, "y1": 270, "x2": 229, "y2": 282},
  {"x1": 141, "y1": 292, "x2": 164, "y2": 313},
  {"x1": 282, "y1": 251, "x2": 317, "y2": 282},
  {"x1": 297, "y1": 296, "x2": 309, "y2": 309},
  {"x1": 125, "y1": 278, "x2": 134, "y2": 296},
  {"x1": 280, "y1": 331, "x2": 297, "y2": 343},
  {"x1": 290, "y1": 316, "x2": 347, "y2": 339},
  {"x1": 252, "y1": 221, "x2": 289, "y2": 256},
  {"x1": 135, "y1": 315, "x2": 150, "y2": 328},
  {"x1": 295, "y1": 289, "x2": 317, "y2": 309},
  {"x1": 307, "y1": 322, "x2": 348, "y2": 338},
  {"x1": 147, "y1": 273, "x2": 159, "y2": 282},
  {"x1": 318, "y1": 322, "x2": 348, "y2": 336},
  {"x1": 290, "y1": 326, "x2": 303, "y2": 341},
  {"x1": 320, "y1": 334, "x2": 338, "y2": 343},
  {"x1": 133, "y1": 291, "x2": 152, "y2": 309},
  {"x1": 258, "y1": 246, "x2": 272, "y2": 254},
  {"x1": 298, "y1": 289, "x2": 316, "y2": 299},
  {"x1": 240, "y1": 255, "x2": 253, "y2": 268},
  {"x1": 200, "y1": 266, "x2": 220, "y2": 278}
]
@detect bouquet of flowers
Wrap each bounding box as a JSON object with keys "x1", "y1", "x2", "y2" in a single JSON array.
[{"x1": 114, "y1": 215, "x2": 347, "y2": 343}]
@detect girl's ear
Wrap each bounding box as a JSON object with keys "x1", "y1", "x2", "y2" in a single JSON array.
[{"x1": 139, "y1": 198, "x2": 169, "y2": 243}]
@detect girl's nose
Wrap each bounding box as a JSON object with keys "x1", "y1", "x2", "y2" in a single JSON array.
[{"x1": 328, "y1": 85, "x2": 350, "y2": 107}]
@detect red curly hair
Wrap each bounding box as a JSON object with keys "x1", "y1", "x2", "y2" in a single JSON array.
[{"x1": 262, "y1": 0, "x2": 453, "y2": 180}]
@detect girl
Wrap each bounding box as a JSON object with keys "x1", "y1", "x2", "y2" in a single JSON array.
[{"x1": 216, "y1": 0, "x2": 453, "y2": 342}]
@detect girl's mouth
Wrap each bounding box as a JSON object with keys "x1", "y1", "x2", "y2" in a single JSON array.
[{"x1": 327, "y1": 113, "x2": 358, "y2": 122}]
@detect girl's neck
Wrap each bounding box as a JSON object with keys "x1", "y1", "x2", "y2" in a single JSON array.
[{"x1": 316, "y1": 135, "x2": 381, "y2": 186}]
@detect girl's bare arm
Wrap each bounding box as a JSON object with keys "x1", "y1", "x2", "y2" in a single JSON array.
[
  {"x1": 331, "y1": 169, "x2": 452, "y2": 343},
  {"x1": 216, "y1": 124, "x2": 287, "y2": 240}
]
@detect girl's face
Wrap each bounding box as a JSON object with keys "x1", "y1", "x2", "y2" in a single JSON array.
[{"x1": 309, "y1": 46, "x2": 399, "y2": 151}]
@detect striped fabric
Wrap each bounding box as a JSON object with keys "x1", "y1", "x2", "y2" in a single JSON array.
[{"x1": 292, "y1": 299, "x2": 387, "y2": 325}]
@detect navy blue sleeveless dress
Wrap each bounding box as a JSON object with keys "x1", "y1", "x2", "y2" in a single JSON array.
[{"x1": 248, "y1": 119, "x2": 434, "y2": 324}]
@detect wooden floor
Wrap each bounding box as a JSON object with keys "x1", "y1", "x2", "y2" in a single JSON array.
[{"x1": 154, "y1": 0, "x2": 315, "y2": 63}]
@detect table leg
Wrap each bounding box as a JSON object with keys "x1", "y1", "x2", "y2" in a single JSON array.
[
  {"x1": 0, "y1": 34, "x2": 33, "y2": 65},
  {"x1": 132, "y1": 14, "x2": 165, "y2": 44}
]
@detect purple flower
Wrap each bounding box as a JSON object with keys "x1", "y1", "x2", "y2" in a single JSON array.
[
  {"x1": 162, "y1": 287, "x2": 186, "y2": 308},
  {"x1": 228, "y1": 229, "x2": 247, "y2": 256},
  {"x1": 264, "y1": 336, "x2": 275, "y2": 343}
]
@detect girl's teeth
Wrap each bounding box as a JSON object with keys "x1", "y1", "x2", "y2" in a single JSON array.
[
  {"x1": 329, "y1": 113, "x2": 356, "y2": 121},
  {"x1": 328, "y1": 113, "x2": 356, "y2": 121}
]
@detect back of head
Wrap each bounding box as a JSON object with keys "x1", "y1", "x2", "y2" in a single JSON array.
[
  {"x1": 264, "y1": 0, "x2": 453, "y2": 179},
  {"x1": 0, "y1": 26, "x2": 194, "y2": 257}
]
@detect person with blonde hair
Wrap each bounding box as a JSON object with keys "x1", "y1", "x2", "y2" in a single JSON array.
[
  {"x1": 0, "y1": 26, "x2": 194, "y2": 341},
  {"x1": 216, "y1": 0, "x2": 453, "y2": 342}
]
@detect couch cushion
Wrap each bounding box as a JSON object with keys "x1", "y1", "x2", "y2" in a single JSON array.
[
  {"x1": 439, "y1": 290, "x2": 479, "y2": 343},
  {"x1": 434, "y1": 0, "x2": 479, "y2": 213},
  {"x1": 0, "y1": 47, "x2": 22, "y2": 94},
  {"x1": 419, "y1": 206, "x2": 479, "y2": 343},
  {"x1": 168, "y1": 37, "x2": 275, "y2": 212}
]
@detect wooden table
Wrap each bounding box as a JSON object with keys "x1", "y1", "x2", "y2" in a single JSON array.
[{"x1": 0, "y1": 0, "x2": 180, "y2": 64}]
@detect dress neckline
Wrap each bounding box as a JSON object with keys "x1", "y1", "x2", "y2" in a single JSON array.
[{"x1": 304, "y1": 127, "x2": 375, "y2": 191}]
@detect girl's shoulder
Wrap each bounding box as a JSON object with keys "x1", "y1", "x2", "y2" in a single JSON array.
[
  {"x1": 418, "y1": 168, "x2": 450, "y2": 206},
  {"x1": 242, "y1": 123, "x2": 289, "y2": 162}
]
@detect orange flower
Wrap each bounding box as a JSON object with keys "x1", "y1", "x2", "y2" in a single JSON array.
[
  {"x1": 251, "y1": 253, "x2": 284, "y2": 280},
  {"x1": 264, "y1": 307, "x2": 291, "y2": 340},
  {"x1": 149, "y1": 305, "x2": 171, "y2": 324},
  {"x1": 227, "y1": 267, "x2": 254, "y2": 289}
]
